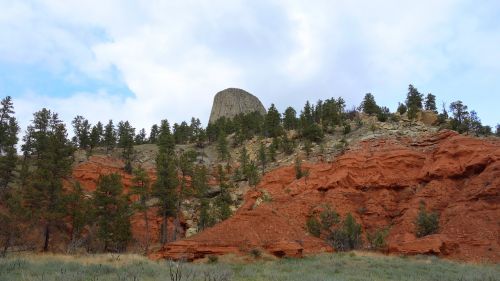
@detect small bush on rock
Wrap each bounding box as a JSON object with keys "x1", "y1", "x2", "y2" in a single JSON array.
[
  {"x1": 327, "y1": 213, "x2": 362, "y2": 251},
  {"x1": 307, "y1": 216, "x2": 321, "y2": 237},
  {"x1": 415, "y1": 203, "x2": 439, "y2": 238}
]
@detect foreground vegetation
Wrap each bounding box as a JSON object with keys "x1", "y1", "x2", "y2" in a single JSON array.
[{"x1": 0, "y1": 253, "x2": 498, "y2": 281}]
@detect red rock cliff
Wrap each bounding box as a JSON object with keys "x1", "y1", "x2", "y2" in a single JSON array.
[{"x1": 152, "y1": 131, "x2": 500, "y2": 262}]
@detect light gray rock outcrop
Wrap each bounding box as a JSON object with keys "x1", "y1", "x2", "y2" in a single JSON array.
[{"x1": 208, "y1": 88, "x2": 266, "y2": 124}]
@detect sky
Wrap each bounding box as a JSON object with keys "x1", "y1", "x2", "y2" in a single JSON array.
[{"x1": 0, "y1": 0, "x2": 499, "y2": 135}]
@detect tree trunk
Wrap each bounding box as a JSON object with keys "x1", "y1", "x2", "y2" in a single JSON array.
[
  {"x1": 43, "y1": 223, "x2": 50, "y2": 252},
  {"x1": 143, "y1": 207, "x2": 150, "y2": 254},
  {"x1": 161, "y1": 208, "x2": 168, "y2": 245},
  {"x1": 1, "y1": 234, "x2": 11, "y2": 257}
]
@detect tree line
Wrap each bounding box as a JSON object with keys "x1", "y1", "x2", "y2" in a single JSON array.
[{"x1": 0, "y1": 85, "x2": 498, "y2": 255}]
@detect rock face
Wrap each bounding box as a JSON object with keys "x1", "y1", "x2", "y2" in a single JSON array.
[
  {"x1": 208, "y1": 88, "x2": 266, "y2": 124},
  {"x1": 153, "y1": 131, "x2": 500, "y2": 262}
]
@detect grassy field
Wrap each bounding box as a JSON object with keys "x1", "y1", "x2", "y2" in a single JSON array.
[{"x1": 0, "y1": 252, "x2": 498, "y2": 281}]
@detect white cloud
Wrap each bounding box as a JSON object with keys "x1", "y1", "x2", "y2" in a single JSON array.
[{"x1": 1, "y1": 0, "x2": 499, "y2": 131}]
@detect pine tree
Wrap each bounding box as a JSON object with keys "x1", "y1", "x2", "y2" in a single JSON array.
[
  {"x1": 153, "y1": 119, "x2": 178, "y2": 244},
  {"x1": 22, "y1": 108, "x2": 75, "y2": 251},
  {"x1": 246, "y1": 161, "x2": 260, "y2": 187},
  {"x1": 397, "y1": 103, "x2": 407, "y2": 115},
  {"x1": 117, "y1": 121, "x2": 135, "y2": 173},
  {"x1": 216, "y1": 129, "x2": 230, "y2": 162},
  {"x1": 149, "y1": 124, "x2": 159, "y2": 144},
  {"x1": 258, "y1": 142, "x2": 267, "y2": 174},
  {"x1": 406, "y1": 84, "x2": 424, "y2": 120},
  {"x1": 134, "y1": 128, "x2": 147, "y2": 145},
  {"x1": 239, "y1": 146, "x2": 249, "y2": 177},
  {"x1": 321, "y1": 97, "x2": 345, "y2": 129},
  {"x1": 192, "y1": 164, "x2": 209, "y2": 197},
  {"x1": 283, "y1": 106, "x2": 298, "y2": 130},
  {"x1": 72, "y1": 115, "x2": 91, "y2": 149},
  {"x1": 189, "y1": 117, "x2": 202, "y2": 143},
  {"x1": 268, "y1": 137, "x2": 278, "y2": 162},
  {"x1": 300, "y1": 101, "x2": 314, "y2": 131},
  {"x1": 89, "y1": 121, "x2": 103, "y2": 150},
  {"x1": 468, "y1": 110, "x2": 482, "y2": 136},
  {"x1": 424, "y1": 93, "x2": 437, "y2": 112},
  {"x1": 0, "y1": 96, "x2": 19, "y2": 190},
  {"x1": 265, "y1": 104, "x2": 283, "y2": 138},
  {"x1": 449, "y1": 101, "x2": 469, "y2": 133},
  {"x1": 361, "y1": 93, "x2": 379, "y2": 115},
  {"x1": 103, "y1": 120, "x2": 117, "y2": 153},
  {"x1": 130, "y1": 166, "x2": 152, "y2": 254},
  {"x1": 94, "y1": 173, "x2": 131, "y2": 252},
  {"x1": 65, "y1": 182, "x2": 90, "y2": 251}
]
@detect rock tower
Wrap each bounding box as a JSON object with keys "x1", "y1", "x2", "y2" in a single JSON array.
[{"x1": 208, "y1": 88, "x2": 266, "y2": 124}]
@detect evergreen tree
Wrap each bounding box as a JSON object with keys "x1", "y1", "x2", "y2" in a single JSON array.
[
  {"x1": 153, "y1": 119, "x2": 178, "y2": 244},
  {"x1": 189, "y1": 117, "x2": 202, "y2": 143},
  {"x1": 424, "y1": 93, "x2": 437, "y2": 112},
  {"x1": 468, "y1": 110, "x2": 482, "y2": 136},
  {"x1": 300, "y1": 101, "x2": 314, "y2": 131},
  {"x1": 283, "y1": 106, "x2": 298, "y2": 130},
  {"x1": 134, "y1": 128, "x2": 147, "y2": 145},
  {"x1": 192, "y1": 164, "x2": 209, "y2": 197},
  {"x1": 246, "y1": 161, "x2": 260, "y2": 187},
  {"x1": 299, "y1": 99, "x2": 324, "y2": 142},
  {"x1": 258, "y1": 142, "x2": 267, "y2": 174},
  {"x1": 216, "y1": 129, "x2": 230, "y2": 161},
  {"x1": 89, "y1": 121, "x2": 103, "y2": 150},
  {"x1": 496, "y1": 124, "x2": 500, "y2": 137},
  {"x1": 449, "y1": 101, "x2": 469, "y2": 133},
  {"x1": 239, "y1": 146, "x2": 250, "y2": 176},
  {"x1": 130, "y1": 166, "x2": 152, "y2": 254},
  {"x1": 173, "y1": 121, "x2": 191, "y2": 144},
  {"x1": 361, "y1": 93, "x2": 379, "y2": 115},
  {"x1": 397, "y1": 102, "x2": 407, "y2": 115},
  {"x1": 295, "y1": 155, "x2": 303, "y2": 179},
  {"x1": 405, "y1": 84, "x2": 423, "y2": 120},
  {"x1": 117, "y1": 121, "x2": 135, "y2": 173},
  {"x1": 303, "y1": 140, "x2": 312, "y2": 157},
  {"x1": 71, "y1": 115, "x2": 91, "y2": 149},
  {"x1": 65, "y1": 182, "x2": 90, "y2": 251},
  {"x1": 215, "y1": 166, "x2": 232, "y2": 221},
  {"x1": 198, "y1": 198, "x2": 213, "y2": 230},
  {"x1": 377, "y1": 106, "x2": 390, "y2": 122},
  {"x1": 265, "y1": 104, "x2": 282, "y2": 138},
  {"x1": 94, "y1": 173, "x2": 131, "y2": 252},
  {"x1": 321, "y1": 97, "x2": 345, "y2": 129},
  {"x1": 149, "y1": 124, "x2": 159, "y2": 144},
  {"x1": 268, "y1": 137, "x2": 278, "y2": 162},
  {"x1": 22, "y1": 108, "x2": 75, "y2": 251},
  {"x1": 103, "y1": 120, "x2": 117, "y2": 153},
  {"x1": 0, "y1": 96, "x2": 19, "y2": 190}
]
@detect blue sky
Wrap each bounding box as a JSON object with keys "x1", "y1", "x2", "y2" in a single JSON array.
[{"x1": 0, "y1": 0, "x2": 499, "y2": 133}]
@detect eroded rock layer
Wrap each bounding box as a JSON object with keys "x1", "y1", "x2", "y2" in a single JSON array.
[{"x1": 153, "y1": 131, "x2": 500, "y2": 262}]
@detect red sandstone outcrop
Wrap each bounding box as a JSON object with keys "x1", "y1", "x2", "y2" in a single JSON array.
[{"x1": 153, "y1": 131, "x2": 500, "y2": 262}]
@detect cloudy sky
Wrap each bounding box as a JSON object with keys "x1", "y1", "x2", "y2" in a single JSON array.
[{"x1": 1, "y1": 0, "x2": 499, "y2": 134}]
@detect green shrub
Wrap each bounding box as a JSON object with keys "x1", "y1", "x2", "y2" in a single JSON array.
[
  {"x1": 327, "y1": 213, "x2": 362, "y2": 251},
  {"x1": 320, "y1": 207, "x2": 340, "y2": 230},
  {"x1": 343, "y1": 124, "x2": 351, "y2": 135},
  {"x1": 250, "y1": 248, "x2": 262, "y2": 258},
  {"x1": 306, "y1": 216, "x2": 321, "y2": 237},
  {"x1": 367, "y1": 228, "x2": 389, "y2": 251},
  {"x1": 415, "y1": 204, "x2": 439, "y2": 237},
  {"x1": 295, "y1": 156, "x2": 303, "y2": 179},
  {"x1": 207, "y1": 255, "x2": 218, "y2": 263}
]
